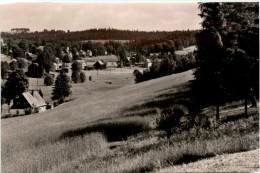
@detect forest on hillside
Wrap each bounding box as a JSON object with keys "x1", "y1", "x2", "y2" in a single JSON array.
[{"x1": 1, "y1": 28, "x2": 198, "y2": 46}]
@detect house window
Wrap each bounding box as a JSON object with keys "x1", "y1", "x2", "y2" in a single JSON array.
[{"x1": 16, "y1": 110, "x2": 19, "y2": 115}]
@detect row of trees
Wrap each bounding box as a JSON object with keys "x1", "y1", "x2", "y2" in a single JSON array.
[
  {"x1": 1, "y1": 69, "x2": 72, "y2": 111},
  {"x1": 1, "y1": 60, "x2": 28, "y2": 80},
  {"x1": 193, "y1": 2, "x2": 259, "y2": 120},
  {"x1": 2, "y1": 28, "x2": 197, "y2": 44},
  {"x1": 134, "y1": 53, "x2": 196, "y2": 83}
]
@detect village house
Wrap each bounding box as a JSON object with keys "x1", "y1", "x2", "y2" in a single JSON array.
[
  {"x1": 84, "y1": 61, "x2": 96, "y2": 70},
  {"x1": 105, "y1": 55, "x2": 118, "y2": 68},
  {"x1": 174, "y1": 45, "x2": 197, "y2": 59},
  {"x1": 86, "y1": 50, "x2": 92, "y2": 57},
  {"x1": 54, "y1": 62, "x2": 62, "y2": 71},
  {"x1": 75, "y1": 60, "x2": 87, "y2": 69},
  {"x1": 93, "y1": 60, "x2": 105, "y2": 70},
  {"x1": 145, "y1": 59, "x2": 153, "y2": 69},
  {"x1": 10, "y1": 90, "x2": 47, "y2": 115},
  {"x1": 26, "y1": 52, "x2": 37, "y2": 62}
]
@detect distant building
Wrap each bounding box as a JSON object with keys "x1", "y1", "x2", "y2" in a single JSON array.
[
  {"x1": 86, "y1": 50, "x2": 92, "y2": 57},
  {"x1": 174, "y1": 46, "x2": 197, "y2": 58},
  {"x1": 84, "y1": 62, "x2": 96, "y2": 70},
  {"x1": 54, "y1": 62, "x2": 62, "y2": 71},
  {"x1": 93, "y1": 60, "x2": 105, "y2": 70},
  {"x1": 75, "y1": 60, "x2": 87, "y2": 69},
  {"x1": 150, "y1": 53, "x2": 160, "y2": 56},
  {"x1": 10, "y1": 90, "x2": 46, "y2": 115},
  {"x1": 145, "y1": 59, "x2": 153, "y2": 69},
  {"x1": 37, "y1": 46, "x2": 45, "y2": 52},
  {"x1": 11, "y1": 28, "x2": 30, "y2": 34},
  {"x1": 26, "y1": 52, "x2": 37, "y2": 61}
]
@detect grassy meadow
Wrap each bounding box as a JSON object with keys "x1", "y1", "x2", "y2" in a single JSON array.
[{"x1": 2, "y1": 69, "x2": 259, "y2": 172}]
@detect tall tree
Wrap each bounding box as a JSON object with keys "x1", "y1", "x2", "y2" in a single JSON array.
[
  {"x1": 2, "y1": 70, "x2": 29, "y2": 112},
  {"x1": 37, "y1": 50, "x2": 54, "y2": 73},
  {"x1": 52, "y1": 72, "x2": 71, "y2": 103},
  {"x1": 223, "y1": 2, "x2": 259, "y2": 115},
  {"x1": 194, "y1": 2, "x2": 227, "y2": 121},
  {"x1": 1, "y1": 61, "x2": 9, "y2": 80}
]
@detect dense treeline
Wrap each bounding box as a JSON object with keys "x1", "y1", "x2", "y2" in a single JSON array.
[
  {"x1": 1, "y1": 28, "x2": 197, "y2": 46},
  {"x1": 193, "y1": 2, "x2": 259, "y2": 120},
  {"x1": 134, "y1": 53, "x2": 196, "y2": 83}
]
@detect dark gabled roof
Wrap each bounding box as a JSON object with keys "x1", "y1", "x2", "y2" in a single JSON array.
[
  {"x1": 94, "y1": 60, "x2": 105, "y2": 66},
  {"x1": 10, "y1": 91, "x2": 46, "y2": 110}
]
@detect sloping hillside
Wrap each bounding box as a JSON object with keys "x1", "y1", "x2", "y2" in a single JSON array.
[
  {"x1": 2, "y1": 69, "x2": 258, "y2": 173},
  {"x1": 2, "y1": 70, "x2": 194, "y2": 172}
]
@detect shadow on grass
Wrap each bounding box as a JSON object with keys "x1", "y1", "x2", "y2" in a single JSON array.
[
  {"x1": 60, "y1": 121, "x2": 150, "y2": 142},
  {"x1": 174, "y1": 153, "x2": 215, "y2": 165},
  {"x1": 221, "y1": 108, "x2": 259, "y2": 124},
  {"x1": 122, "y1": 88, "x2": 192, "y2": 118}
]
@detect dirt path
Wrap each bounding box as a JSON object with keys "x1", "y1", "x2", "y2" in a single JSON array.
[{"x1": 158, "y1": 149, "x2": 259, "y2": 172}]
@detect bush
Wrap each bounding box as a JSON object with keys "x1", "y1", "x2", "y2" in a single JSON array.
[
  {"x1": 71, "y1": 71, "x2": 80, "y2": 83},
  {"x1": 89, "y1": 75, "x2": 92, "y2": 81},
  {"x1": 44, "y1": 75, "x2": 54, "y2": 86},
  {"x1": 79, "y1": 72, "x2": 86, "y2": 83},
  {"x1": 133, "y1": 69, "x2": 143, "y2": 83},
  {"x1": 46, "y1": 103, "x2": 53, "y2": 110},
  {"x1": 156, "y1": 105, "x2": 189, "y2": 137},
  {"x1": 25, "y1": 109, "x2": 32, "y2": 115}
]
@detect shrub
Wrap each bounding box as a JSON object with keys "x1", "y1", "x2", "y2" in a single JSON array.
[
  {"x1": 79, "y1": 72, "x2": 86, "y2": 83},
  {"x1": 25, "y1": 109, "x2": 32, "y2": 115},
  {"x1": 133, "y1": 69, "x2": 143, "y2": 83},
  {"x1": 46, "y1": 103, "x2": 53, "y2": 110},
  {"x1": 44, "y1": 74, "x2": 54, "y2": 86},
  {"x1": 89, "y1": 75, "x2": 92, "y2": 81},
  {"x1": 71, "y1": 71, "x2": 80, "y2": 83},
  {"x1": 156, "y1": 105, "x2": 189, "y2": 137}
]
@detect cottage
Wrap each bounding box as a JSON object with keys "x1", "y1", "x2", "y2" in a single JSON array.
[
  {"x1": 54, "y1": 62, "x2": 62, "y2": 70},
  {"x1": 10, "y1": 90, "x2": 47, "y2": 115},
  {"x1": 174, "y1": 46, "x2": 197, "y2": 58},
  {"x1": 75, "y1": 60, "x2": 87, "y2": 69},
  {"x1": 93, "y1": 60, "x2": 105, "y2": 70},
  {"x1": 26, "y1": 52, "x2": 37, "y2": 61},
  {"x1": 106, "y1": 61, "x2": 117, "y2": 68},
  {"x1": 86, "y1": 50, "x2": 92, "y2": 57},
  {"x1": 145, "y1": 59, "x2": 153, "y2": 69},
  {"x1": 84, "y1": 62, "x2": 95, "y2": 70}
]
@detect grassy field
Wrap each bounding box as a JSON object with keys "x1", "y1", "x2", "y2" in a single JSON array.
[
  {"x1": 1, "y1": 67, "x2": 138, "y2": 115},
  {"x1": 2, "y1": 69, "x2": 259, "y2": 172}
]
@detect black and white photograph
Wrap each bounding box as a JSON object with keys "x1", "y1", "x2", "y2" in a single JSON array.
[{"x1": 0, "y1": 1, "x2": 259, "y2": 172}]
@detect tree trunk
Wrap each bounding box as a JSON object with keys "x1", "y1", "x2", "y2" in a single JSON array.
[
  {"x1": 245, "y1": 96, "x2": 248, "y2": 117},
  {"x1": 250, "y1": 94, "x2": 257, "y2": 107},
  {"x1": 8, "y1": 103, "x2": 10, "y2": 113},
  {"x1": 216, "y1": 102, "x2": 220, "y2": 121}
]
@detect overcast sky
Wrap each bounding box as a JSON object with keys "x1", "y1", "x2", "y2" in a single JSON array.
[{"x1": 0, "y1": 2, "x2": 202, "y2": 32}]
